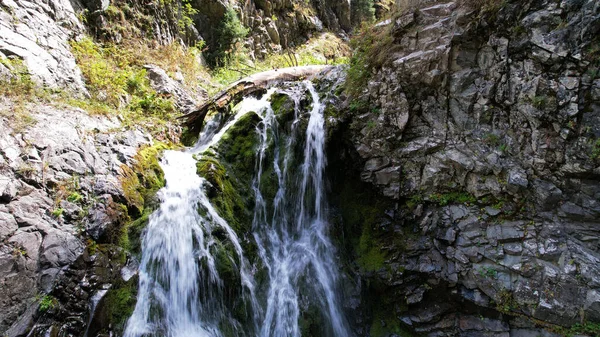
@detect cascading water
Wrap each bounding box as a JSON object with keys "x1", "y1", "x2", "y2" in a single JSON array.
[
  {"x1": 124, "y1": 80, "x2": 351, "y2": 337},
  {"x1": 252, "y1": 82, "x2": 351, "y2": 337}
]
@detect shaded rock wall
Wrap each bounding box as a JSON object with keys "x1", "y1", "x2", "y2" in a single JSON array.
[{"x1": 334, "y1": 0, "x2": 600, "y2": 335}]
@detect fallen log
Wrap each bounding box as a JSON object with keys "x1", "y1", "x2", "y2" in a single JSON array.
[{"x1": 181, "y1": 65, "x2": 335, "y2": 135}]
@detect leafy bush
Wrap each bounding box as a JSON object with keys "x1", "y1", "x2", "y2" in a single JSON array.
[
  {"x1": 351, "y1": 0, "x2": 375, "y2": 25},
  {"x1": 205, "y1": 7, "x2": 248, "y2": 67}
]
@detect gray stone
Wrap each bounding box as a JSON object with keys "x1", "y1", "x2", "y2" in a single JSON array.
[
  {"x1": 0, "y1": 210, "x2": 18, "y2": 240},
  {"x1": 0, "y1": 0, "x2": 86, "y2": 92},
  {"x1": 532, "y1": 179, "x2": 563, "y2": 210},
  {"x1": 39, "y1": 229, "x2": 84, "y2": 268},
  {"x1": 82, "y1": 0, "x2": 110, "y2": 11},
  {"x1": 144, "y1": 64, "x2": 204, "y2": 114},
  {"x1": 508, "y1": 168, "x2": 528, "y2": 188}
]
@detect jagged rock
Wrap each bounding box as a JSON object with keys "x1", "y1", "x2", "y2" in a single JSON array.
[
  {"x1": 82, "y1": 0, "x2": 110, "y2": 11},
  {"x1": 338, "y1": 0, "x2": 600, "y2": 334},
  {"x1": 0, "y1": 0, "x2": 86, "y2": 92},
  {"x1": 144, "y1": 64, "x2": 205, "y2": 114},
  {"x1": 0, "y1": 102, "x2": 155, "y2": 334}
]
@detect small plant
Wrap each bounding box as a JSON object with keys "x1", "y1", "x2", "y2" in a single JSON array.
[
  {"x1": 51, "y1": 207, "x2": 65, "y2": 218},
  {"x1": 12, "y1": 246, "x2": 27, "y2": 257},
  {"x1": 495, "y1": 288, "x2": 517, "y2": 313},
  {"x1": 406, "y1": 194, "x2": 424, "y2": 209},
  {"x1": 429, "y1": 192, "x2": 476, "y2": 206},
  {"x1": 67, "y1": 192, "x2": 83, "y2": 203},
  {"x1": 38, "y1": 295, "x2": 57, "y2": 313},
  {"x1": 86, "y1": 238, "x2": 98, "y2": 255},
  {"x1": 592, "y1": 139, "x2": 600, "y2": 159},
  {"x1": 349, "y1": 99, "x2": 370, "y2": 113},
  {"x1": 478, "y1": 266, "x2": 498, "y2": 279},
  {"x1": 531, "y1": 95, "x2": 548, "y2": 109},
  {"x1": 15, "y1": 164, "x2": 36, "y2": 178},
  {"x1": 483, "y1": 133, "x2": 501, "y2": 146}
]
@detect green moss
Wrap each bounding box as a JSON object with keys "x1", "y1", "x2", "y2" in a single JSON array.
[
  {"x1": 216, "y1": 112, "x2": 261, "y2": 184},
  {"x1": 357, "y1": 225, "x2": 386, "y2": 271},
  {"x1": 428, "y1": 191, "x2": 476, "y2": 206},
  {"x1": 101, "y1": 278, "x2": 138, "y2": 332},
  {"x1": 335, "y1": 177, "x2": 391, "y2": 272},
  {"x1": 119, "y1": 142, "x2": 169, "y2": 216},
  {"x1": 269, "y1": 93, "x2": 296, "y2": 125},
  {"x1": 592, "y1": 138, "x2": 600, "y2": 159},
  {"x1": 112, "y1": 142, "x2": 169, "y2": 251},
  {"x1": 196, "y1": 156, "x2": 251, "y2": 233}
]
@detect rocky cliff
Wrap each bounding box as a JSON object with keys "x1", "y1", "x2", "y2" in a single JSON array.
[
  {"x1": 327, "y1": 0, "x2": 600, "y2": 335},
  {"x1": 2, "y1": 0, "x2": 600, "y2": 336}
]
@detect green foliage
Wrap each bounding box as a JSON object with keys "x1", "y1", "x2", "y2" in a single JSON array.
[
  {"x1": 478, "y1": 266, "x2": 498, "y2": 279},
  {"x1": 205, "y1": 7, "x2": 248, "y2": 67},
  {"x1": 176, "y1": 0, "x2": 198, "y2": 31},
  {"x1": 51, "y1": 208, "x2": 65, "y2": 218},
  {"x1": 483, "y1": 133, "x2": 502, "y2": 146},
  {"x1": 38, "y1": 295, "x2": 57, "y2": 313},
  {"x1": 0, "y1": 58, "x2": 41, "y2": 132},
  {"x1": 592, "y1": 139, "x2": 600, "y2": 159},
  {"x1": 69, "y1": 37, "x2": 178, "y2": 133},
  {"x1": 531, "y1": 95, "x2": 548, "y2": 109},
  {"x1": 67, "y1": 192, "x2": 83, "y2": 203},
  {"x1": 495, "y1": 288, "x2": 517, "y2": 313},
  {"x1": 406, "y1": 194, "x2": 424, "y2": 209},
  {"x1": 557, "y1": 322, "x2": 600, "y2": 337},
  {"x1": 428, "y1": 192, "x2": 476, "y2": 206},
  {"x1": 345, "y1": 22, "x2": 396, "y2": 97},
  {"x1": 351, "y1": 0, "x2": 375, "y2": 25},
  {"x1": 0, "y1": 58, "x2": 36, "y2": 97}
]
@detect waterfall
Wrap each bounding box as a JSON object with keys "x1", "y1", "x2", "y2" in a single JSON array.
[{"x1": 124, "y1": 81, "x2": 351, "y2": 337}]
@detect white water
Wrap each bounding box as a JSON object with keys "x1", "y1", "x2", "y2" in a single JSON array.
[
  {"x1": 124, "y1": 82, "x2": 351, "y2": 337},
  {"x1": 252, "y1": 82, "x2": 351, "y2": 337}
]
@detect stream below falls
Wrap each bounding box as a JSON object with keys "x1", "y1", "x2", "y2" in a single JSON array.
[{"x1": 123, "y1": 80, "x2": 352, "y2": 337}]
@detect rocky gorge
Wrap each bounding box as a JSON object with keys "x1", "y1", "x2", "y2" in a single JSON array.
[{"x1": 0, "y1": 0, "x2": 599, "y2": 336}]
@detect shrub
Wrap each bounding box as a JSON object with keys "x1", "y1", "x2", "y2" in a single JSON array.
[
  {"x1": 205, "y1": 7, "x2": 248, "y2": 67},
  {"x1": 351, "y1": 0, "x2": 375, "y2": 25}
]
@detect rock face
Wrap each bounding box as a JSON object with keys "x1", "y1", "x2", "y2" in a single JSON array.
[
  {"x1": 0, "y1": 99, "x2": 153, "y2": 335},
  {"x1": 0, "y1": 0, "x2": 87, "y2": 92},
  {"x1": 333, "y1": 0, "x2": 600, "y2": 335}
]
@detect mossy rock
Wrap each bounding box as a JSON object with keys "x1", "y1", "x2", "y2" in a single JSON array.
[
  {"x1": 86, "y1": 275, "x2": 138, "y2": 336},
  {"x1": 196, "y1": 155, "x2": 252, "y2": 235},
  {"x1": 216, "y1": 112, "x2": 261, "y2": 185},
  {"x1": 270, "y1": 92, "x2": 296, "y2": 126},
  {"x1": 119, "y1": 142, "x2": 170, "y2": 217}
]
